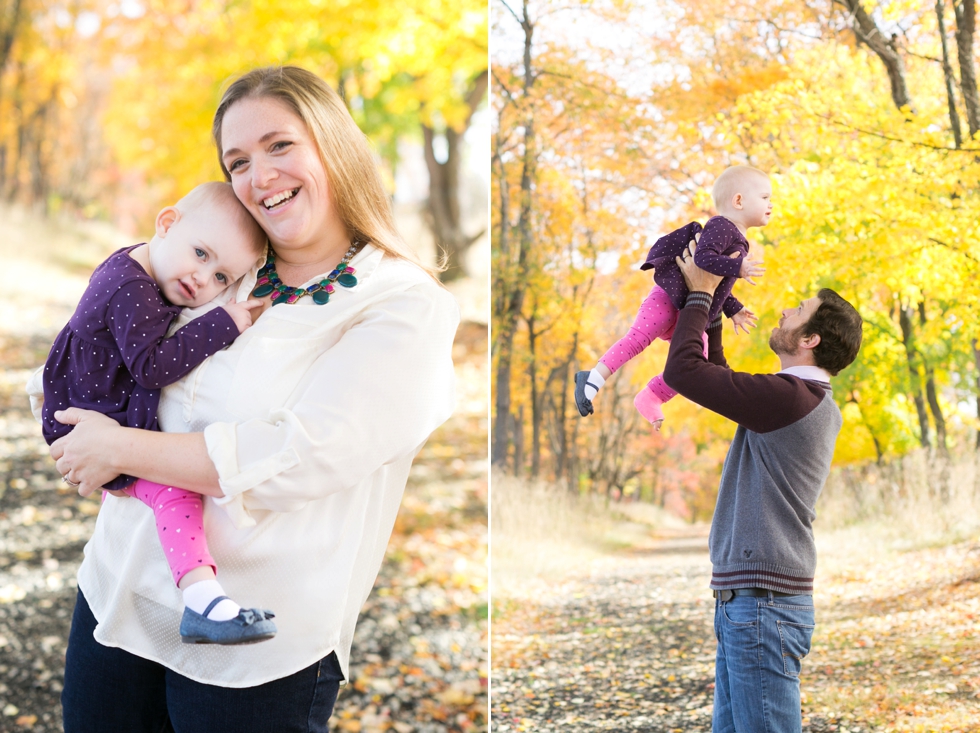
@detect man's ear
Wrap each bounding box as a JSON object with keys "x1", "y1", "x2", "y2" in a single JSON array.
[
  {"x1": 155, "y1": 206, "x2": 181, "y2": 237},
  {"x1": 799, "y1": 332, "x2": 821, "y2": 351}
]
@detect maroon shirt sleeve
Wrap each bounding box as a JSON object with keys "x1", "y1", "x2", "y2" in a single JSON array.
[
  {"x1": 705, "y1": 316, "x2": 728, "y2": 368},
  {"x1": 107, "y1": 281, "x2": 239, "y2": 389},
  {"x1": 662, "y1": 293, "x2": 828, "y2": 433}
]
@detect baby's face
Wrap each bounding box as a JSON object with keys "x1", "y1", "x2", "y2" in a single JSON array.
[
  {"x1": 150, "y1": 205, "x2": 262, "y2": 308},
  {"x1": 740, "y1": 179, "x2": 773, "y2": 228}
]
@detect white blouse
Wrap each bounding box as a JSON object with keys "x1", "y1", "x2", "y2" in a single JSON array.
[{"x1": 57, "y1": 245, "x2": 458, "y2": 686}]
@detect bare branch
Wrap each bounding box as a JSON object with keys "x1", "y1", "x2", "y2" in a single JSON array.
[
  {"x1": 497, "y1": 0, "x2": 524, "y2": 27},
  {"x1": 718, "y1": 15, "x2": 827, "y2": 41},
  {"x1": 491, "y1": 69, "x2": 518, "y2": 106},
  {"x1": 811, "y1": 111, "x2": 973, "y2": 151},
  {"x1": 926, "y1": 237, "x2": 980, "y2": 266}
]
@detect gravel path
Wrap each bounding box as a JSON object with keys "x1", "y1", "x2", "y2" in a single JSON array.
[
  {"x1": 491, "y1": 529, "x2": 880, "y2": 733},
  {"x1": 492, "y1": 531, "x2": 717, "y2": 732}
]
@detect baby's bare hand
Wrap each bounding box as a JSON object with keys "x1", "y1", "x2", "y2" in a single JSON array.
[
  {"x1": 222, "y1": 300, "x2": 263, "y2": 333},
  {"x1": 731, "y1": 308, "x2": 758, "y2": 335},
  {"x1": 739, "y1": 246, "x2": 765, "y2": 285}
]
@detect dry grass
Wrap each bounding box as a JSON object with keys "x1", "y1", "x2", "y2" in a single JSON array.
[
  {"x1": 816, "y1": 451, "x2": 980, "y2": 550},
  {"x1": 0, "y1": 204, "x2": 128, "y2": 270},
  {"x1": 490, "y1": 473, "x2": 686, "y2": 599},
  {"x1": 491, "y1": 452, "x2": 980, "y2": 602},
  {"x1": 0, "y1": 205, "x2": 129, "y2": 343}
]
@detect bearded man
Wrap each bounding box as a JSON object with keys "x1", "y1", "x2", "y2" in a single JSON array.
[{"x1": 663, "y1": 242, "x2": 863, "y2": 733}]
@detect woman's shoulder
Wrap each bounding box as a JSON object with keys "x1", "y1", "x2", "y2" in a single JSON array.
[
  {"x1": 362, "y1": 256, "x2": 459, "y2": 330},
  {"x1": 372, "y1": 253, "x2": 450, "y2": 296}
]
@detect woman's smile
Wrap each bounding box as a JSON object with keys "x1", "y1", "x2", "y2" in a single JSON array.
[
  {"x1": 220, "y1": 96, "x2": 349, "y2": 264},
  {"x1": 262, "y1": 187, "x2": 300, "y2": 211}
]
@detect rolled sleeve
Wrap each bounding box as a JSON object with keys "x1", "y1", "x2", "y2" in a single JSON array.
[{"x1": 204, "y1": 282, "x2": 459, "y2": 526}]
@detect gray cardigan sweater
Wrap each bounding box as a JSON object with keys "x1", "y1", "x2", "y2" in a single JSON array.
[{"x1": 663, "y1": 291, "x2": 842, "y2": 594}]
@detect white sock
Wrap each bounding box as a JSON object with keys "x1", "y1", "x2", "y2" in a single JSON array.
[
  {"x1": 182, "y1": 579, "x2": 241, "y2": 621},
  {"x1": 584, "y1": 369, "x2": 606, "y2": 400}
]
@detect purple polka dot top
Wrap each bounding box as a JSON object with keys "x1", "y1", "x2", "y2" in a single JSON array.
[
  {"x1": 41, "y1": 246, "x2": 238, "y2": 450},
  {"x1": 640, "y1": 216, "x2": 749, "y2": 322}
]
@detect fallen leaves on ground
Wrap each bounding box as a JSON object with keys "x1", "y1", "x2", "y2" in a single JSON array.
[{"x1": 491, "y1": 525, "x2": 980, "y2": 732}]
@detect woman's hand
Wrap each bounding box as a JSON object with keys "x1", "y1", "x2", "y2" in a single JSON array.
[{"x1": 49, "y1": 409, "x2": 125, "y2": 497}]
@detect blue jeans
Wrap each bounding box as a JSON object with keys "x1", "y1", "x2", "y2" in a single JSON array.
[
  {"x1": 713, "y1": 592, "x2": 815, "y2": 733},
  {"x1": 63, "y1": 590, "x2": 344, "y2": 733}
]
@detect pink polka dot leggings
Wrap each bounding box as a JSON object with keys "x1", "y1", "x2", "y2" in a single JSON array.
[
  {"x1": 599, "y1": 285, "x2": 708, "y2": 404},
  {"x1": 124, "y1": 479, "x2": 216, "y2": 586}
]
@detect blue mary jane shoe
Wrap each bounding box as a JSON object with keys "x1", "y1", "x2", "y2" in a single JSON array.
[
  {"x1": 180, "y1": 596, "x2": 277, "y2": 645},
  {"x1": 574, "y1": 370, "x2": 596, "y2": 417}
]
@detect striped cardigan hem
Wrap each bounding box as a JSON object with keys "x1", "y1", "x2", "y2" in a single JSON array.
[{"x1": 710, "y1": 564, "x2": 814, "y2": 595}]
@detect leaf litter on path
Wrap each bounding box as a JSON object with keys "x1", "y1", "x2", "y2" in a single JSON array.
[{"x1": 492, "y1": 522, "x2": 980, "y2": 732}]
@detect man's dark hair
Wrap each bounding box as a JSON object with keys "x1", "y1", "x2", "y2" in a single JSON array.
[{"x1": 802, "y1": 288, "x2": 863, "y2": 376}]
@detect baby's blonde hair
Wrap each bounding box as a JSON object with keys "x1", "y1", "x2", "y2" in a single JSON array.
[
  {"x1": 175, "y1": 181, "x2": 267, "y2": 256},
  {"x1": 711, "y1": 165, "x2": 770, "y2": 212}
]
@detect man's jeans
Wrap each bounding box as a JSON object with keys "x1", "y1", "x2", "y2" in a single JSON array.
[{"x1": 713, "y1": 592, "x2": 815, "y2": 733}]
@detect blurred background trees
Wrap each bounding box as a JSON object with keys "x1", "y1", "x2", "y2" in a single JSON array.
[
  {"x1": 492, "y1": 0, "x2": 980, "y2": 518},
  {"x1": 0, "y1": 0, "x2": 488, "y2": 280}
]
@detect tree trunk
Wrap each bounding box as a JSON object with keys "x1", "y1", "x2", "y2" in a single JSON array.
[
  {"x1": 3, "y1": 61, "x2": 26, "y2": 202},
  {"x1": 974, "y1": 340, "x2": 980, "y2": 450},
  {"x1": 490, "y1": 125, "x2": 510, "y2": 465},
  {"x1": 973, "y1": 340, "x2": 980, "y2": 498},
  {"x1": 953, "y1": 0, "x2": 980, "y2": 136},
  {"x1": 0, "y1": 0, "x2": 24, "y2": 196},
  {"x1": 924, "y1": 373, "x2": 947, "y2": 450},
  {"x1": 938, "y1": 0, "x2": 965, "y2": 147},
  {"x1": 836, "y1": 0, "x2": 914, "y2": 111},
  {"x1": 491, "y1": 2, "x2": 535, "y2": 468},
  {"x1": 0, "y1": 0, "x2": 24, "y2": 70},
  {"x1": 29, "y1": 100, "x2": 52, "y2": 213},
  {"x1": 919, "y1": 302, "x2": 947, "y2": 452},
  {"x1": 423, "y1": 70, "x2": 489, "y2": 282},
  {"x1": 557, "y1": 331, "x2": 579, "y2": 483},
  {"x1": 492, "y1": 343, "x2": 515, "y2": 467},
  {"x1": 567, "y1": 389, "x2": 579, "y2": 495},
  {"x1": 898, "y1": 304, "x2": 931, "y2": 448},
  {"x1": 852, "y1": 394, "x2": 884, "y2": 464},
  {"x1": 544, "y1": 336, "x2": 577, "y2": 483},
  {"x1": 512, "y1": 406, "x2": 524, "y2": 475},
  {"x1": 527, "y1": 312, "x2": 541, "y2": 478}
]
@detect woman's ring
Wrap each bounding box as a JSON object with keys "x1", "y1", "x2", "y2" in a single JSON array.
[{"x1": 63, "y1": 474, "x2": 80, "y2": 488}]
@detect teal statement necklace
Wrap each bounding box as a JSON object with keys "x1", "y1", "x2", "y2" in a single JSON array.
[{"x1": 251, "y1": 242, "x2": 360, "y2": 305}]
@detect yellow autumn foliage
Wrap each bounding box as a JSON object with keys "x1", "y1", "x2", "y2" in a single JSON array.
[{"x1": 493, "y1": 0, "x2": 980, "y2": 503}]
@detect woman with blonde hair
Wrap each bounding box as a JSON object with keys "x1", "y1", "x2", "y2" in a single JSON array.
[{"x1": 49, "y1": 65, "x2": 458, "y2": 732}]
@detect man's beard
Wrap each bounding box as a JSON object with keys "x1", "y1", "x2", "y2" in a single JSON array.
[{"x1": 769, "y1": 325, "x2": 805, "y2": 356}]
